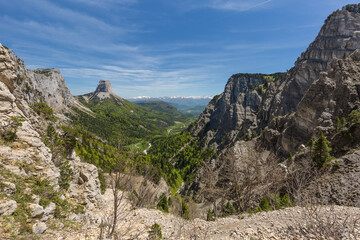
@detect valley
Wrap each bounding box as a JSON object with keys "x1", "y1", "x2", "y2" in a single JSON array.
[{"x1": 1, "y1": 3, "x2": 360, "y2": 240}]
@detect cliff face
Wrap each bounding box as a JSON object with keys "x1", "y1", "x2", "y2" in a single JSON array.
[
  {"x1": 276, "y1": 50, "x2": 360, "y2": 154},
  {"x1": 190, "y1": 73, "x2": 284, "y2": 150},
  {"x1": 186, "y1": 8, "x2": 360, "y2": 207},
  {"x1": 192, "y1": 9, "x2": 360, "y2": 152},
  {"x1": 1, "y1": 45, "x2": 74, "y2": 113},
  {"x1": 0, "y1": 43, "x2": 103, "y2": 235},
  {"x1": 263, "y1": 9, "x2": 360, "y2": 118}
]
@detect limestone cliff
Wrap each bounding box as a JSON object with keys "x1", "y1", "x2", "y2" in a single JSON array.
[
  {"x1": 263, "y1": 8, "x2": 360, "y2": 118},
  {"x1": 192, "y1": 8, "x2": 360, "y2": 151},
  {"x1": 0, "y1": 43, "x2": 103, "y2": 236},
  {"x1": 190, "y1": 73, "x2": 284, "y2": 150},
  {"x1": 186, "y1": 7, "x2": 360, "y2": 208},
  {"x1": 275, "y1": 49, "x2": 360, "y2": 154},
  {"x1": 2, "y1": 46, "x2": 75, "y2": 113}
]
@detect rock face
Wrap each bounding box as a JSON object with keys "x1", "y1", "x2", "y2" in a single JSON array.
[
  {"x1": 304, "y1": 150, "x2": 360, "y2": 206},
  {"x1": 0, "y1": 43, "x2": 103, "y2": 235},
  {"x1": 263, "y1": 9, "x2": 360, "y2": 118},
  {"x1": 25, "y1": 69, "x2": 74, "y2": 112},
  {"x1": 187, "y1": 7, "x2": 360, "y2": 207},
  {"x1": 190, "y1": 73, "x2": 284, "y2": 150},
  {"x1": 1, "y1": 44, "x2": 74, "y2": 113},
  {"x1": 192, "y1": 8, "x2": 360, "y2": 151},
  {"x1": 88, "y1": 79, "x2": 114, "y2": 100},
  {"x1": 95, "y1": 80, "x2": 113, "y2": 94},
  {"x1": 276, "y1": 49, "x2": 360, "y2": 154}
]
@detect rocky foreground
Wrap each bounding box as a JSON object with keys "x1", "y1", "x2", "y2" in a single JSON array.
[{"x1": 34, "y1": 189, "x2": 359, "y2": 240}]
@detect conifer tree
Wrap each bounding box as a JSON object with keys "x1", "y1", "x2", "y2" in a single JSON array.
[{"x1": 312, "y1": 132, "x2": 332, "y2": 168}]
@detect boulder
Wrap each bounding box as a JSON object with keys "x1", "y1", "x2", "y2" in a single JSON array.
[
  {"x1": 28, "y1": 203, "x2": 44, "y2": 218},
  {"x1": 41, "y1": 202, "x2": 56, "y2": 222},
  {"x1": 2, "y1": 181, "x2": 16, "y2": 195},
  {"x1": 32, "y1": 222, "x2": 47, "y2": 234},
  {"x1": 0, "y1": 199, "x2": 17, "y2": 216}
]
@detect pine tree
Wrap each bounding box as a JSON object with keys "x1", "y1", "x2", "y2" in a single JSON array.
[
  {"x1": 181, "y1": 200, "x2": 190, "y2": 220},
  {"x1": 157, "y1": 193, "x2": 169, "y2": 213},
  {"x1": 206, "y1": 209, "x2": 215, "y2": 221},
  {"x1": 312, "y1": 132, "x2": 332, "y2": 168}
]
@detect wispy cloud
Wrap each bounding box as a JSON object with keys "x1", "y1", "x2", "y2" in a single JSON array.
[
  {"x1": 174, "y1": 0, "x2": 273, "y2": 12},
  {"x1": 209, "y1": 0, "x2": 272, "y2": 11}
]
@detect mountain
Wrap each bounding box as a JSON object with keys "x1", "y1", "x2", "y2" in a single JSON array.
[
  {"x1": 138, "y1": 100, "x2": 184, "y2": 116},
  {"x1": 190, "y1": 7, "x2": 360, "y2": 151},
  {"x1": 185, "y1": 6, "x2": 360, "y2": 209},
  {"x1": 128, "y1": 96, "x2": 212, "y2": 116},
  {"x1": 74, "y1": 81, "x2": 194, "y2": 146}
]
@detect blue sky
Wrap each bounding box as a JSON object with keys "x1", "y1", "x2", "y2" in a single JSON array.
[{"x1": 0, "y1": 0, "x2": 358, "y2": 98}]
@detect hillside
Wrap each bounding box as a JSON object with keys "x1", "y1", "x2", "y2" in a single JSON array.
[
  {"x1": 74, "y1": 81, "x2": 195, "y2": 147},
  {"x1": 128, "y1": 96, "x2": 212, "y2": 116},
  {"x1": 185, "y1": 6, "x2": 360, "y2": 211}
]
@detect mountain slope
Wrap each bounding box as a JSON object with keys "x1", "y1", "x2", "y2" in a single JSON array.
[
  {"x1": 191, "y1": 7, "x2": 360, "y2": 152},
  {"x1": 75, "y1": 81, "x2": 194, "y2": 145},
  {"x1": 185, "y1": 5, "x2": 360, "y2": 209},
  {"x1": 128, "y1": 96, "x2": 211, "y2": 116}
]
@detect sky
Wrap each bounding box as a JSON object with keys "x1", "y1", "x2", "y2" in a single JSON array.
[{"x1": 0, "y1": 0, "x2": 358, "y2": 98}]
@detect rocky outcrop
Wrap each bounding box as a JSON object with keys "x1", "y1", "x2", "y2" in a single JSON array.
[
  {"x1": 263, "y1": 9, "x2": 360, "y2": 118},
  {"x1": 95, "y1": 80, "x2": 113, "y2": 94},
  {"x1": 0, "y1": 43, "x2": 104, "y2": 237},
  {"x1": 68, "y1": 151, "x2": 102, "y2": 209},
  {"x1": 24, "y1": 69, "x2": 74, "y2": 112},
  {"x1": 187, "y1": 7, "x2": 360, "y2": 207},
  {"x1": 79, "y1": 79, "x2": 120, "y2": 102},
  {"x1": 0, "y1": 199, "x2": 17, "y2": 216},
  {"x1": 303, "y1": 151, "x2": 360, "y2": 206},
  {"x1": 1, "y1": 43, "x2": 75, "y2": 113},
  {"x1": 190, "y1": 73, "x2": 284, "y2": 150},
  {"x1": 192, "y1": 8, "x2": 360, "y2": 152},
  {"x1": 275, "y1": 49, "x2": 360, "y2": 154}
]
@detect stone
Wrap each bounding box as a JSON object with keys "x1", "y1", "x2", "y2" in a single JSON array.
[
  {"x1": 32, "y1": 222, "x2": 47, "y2": 234},
  {"x1": 2, "y1": 181, "x2": 16, "y2": 195},
  {"x1": 28, "y1": 203, "x2": 44, "y2": 218},
  {"x1": 0, "y1": 199, "x2": 17, "y2": 216},
  {"x1": 41, "y1": 202, "x2": 56, "y2": 222}
]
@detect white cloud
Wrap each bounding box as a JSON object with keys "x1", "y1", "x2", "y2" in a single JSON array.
[
  {"x1": 174, "y1": 0, "x2": 273, "y2": 12},
  {"x1": 208, "y1": 0, "x2": 272, "y2": 11}
]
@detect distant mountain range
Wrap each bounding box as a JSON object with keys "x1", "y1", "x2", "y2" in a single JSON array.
[{"x1": 127, "y1": 96, "x2": 212, "y2": 116}]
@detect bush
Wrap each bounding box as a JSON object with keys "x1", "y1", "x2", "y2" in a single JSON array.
[
  {"x1": 98, "y1": 169, "x2": 107, "y2": 194},
  {"x1": 148, "y1": 223, "x2": 162, "y2": 240},
  {"x1": 181, "y1": 200, "x2": 190, "y2": 220},
  {"x1": 31, "y1": 102, "x2": 56, "y2": 122},
  {"x1": 0, "y1": 116, "x2": 25, "y2": 142},
  {"x1": 157, "y1": 193, "x2": 169, "y2": 213},
  {"x1": 58, "y1": 160, "x2": 72, "y2": 190},
  {"x1": 206, "y1": 209, "x2": 215, "y2": 221},
  {"x1": 222, "y1": 201, "x2": 236, "y2": 217}
]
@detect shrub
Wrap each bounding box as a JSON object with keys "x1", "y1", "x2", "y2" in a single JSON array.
[
  {"x1": 222, "y1": 201, "x2": 236, "y2": 217},
  {"x1": 98, "y1": 169, "x2": 107, "y2": 194},
  {"x1": 148, "y1": 223, "x2": 162, "y2": 240},
  {"x1": 58, "y1": 160, "x2": 72, "y2": 191},
  {"x1": 0, "y1": 116, "x2": 25, "y2": 142},
  {"x1": 348, "y1": 110, "x2": 360, "y2": 124},
  {"x1": 206, "y1": 209, "x2": 215, "y2": 221},
  {"x1": 157, "y1": 193, "x2": 169, "y2": 213},
  {"x1": 31, "y1": 102, "x2": 56, "y2": 122},
  {"x1": 181, "y1": 200, "x2": 190, "y2": 220}
]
